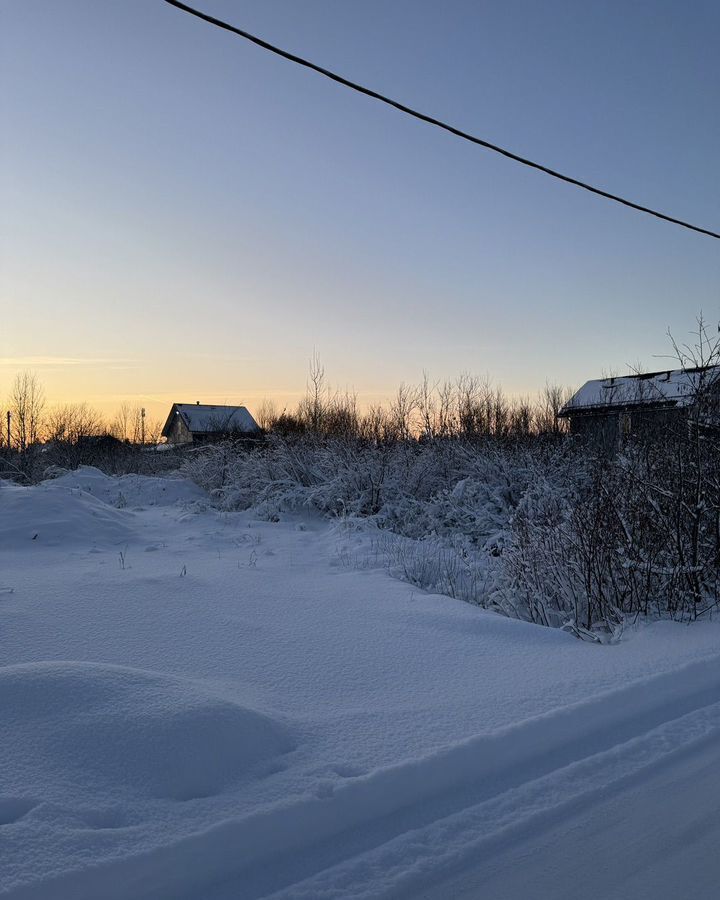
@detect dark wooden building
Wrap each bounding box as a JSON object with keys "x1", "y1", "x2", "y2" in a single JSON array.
[
  {"x1": 559, "y1": 365, "x2": 720, "y2": 446},
  {"x1": 161, "y1": 403, "x2": 260, "y2": 445}
]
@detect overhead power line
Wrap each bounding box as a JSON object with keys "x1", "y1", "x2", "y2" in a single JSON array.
[{"x1": 164, "y1": 0, "x2": 719, "y2": 241}]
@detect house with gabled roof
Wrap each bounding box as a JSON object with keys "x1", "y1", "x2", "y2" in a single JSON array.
[
  {"x1": 559, "y1": 365, "x2": 720, "y2": 446},
  {"x1": 161, "y1": 403, "x2": 261, "y2": 445}
]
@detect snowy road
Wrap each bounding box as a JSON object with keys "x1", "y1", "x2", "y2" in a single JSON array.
[
  {"x1": 421, "y1": 728, "x2": 720, "y2": 900},
  {"x1": 208, "y1": 662, "x2": 720, "y2": 900}
]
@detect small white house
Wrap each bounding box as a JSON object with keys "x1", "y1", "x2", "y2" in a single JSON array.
[{"x1": 161, "y1": 403, "x2": 260, "y2": 445}]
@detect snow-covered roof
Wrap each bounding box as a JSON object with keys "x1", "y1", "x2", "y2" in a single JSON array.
[
  {"x1": 161, "y1": 403, "x2": 259, "y2": 437},
  {"x1": 560, "y1": 365, "x2": 720, "y2": 416}
]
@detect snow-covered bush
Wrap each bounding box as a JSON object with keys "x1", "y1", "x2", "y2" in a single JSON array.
[
  {"x1": 497, "y1": 428, "x2": 720, "y2": 633},
  {"x1": 183, "y1": 435, "x2": 562, "y2": 613},
  {"x1": 183, "y1": 435, "x2": 540, "y2": 530},
  {"x1": 183, "y1": 422, "x2": 720, "y2": 638}
]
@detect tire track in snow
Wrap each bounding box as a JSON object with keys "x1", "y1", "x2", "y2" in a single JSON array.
[
  {"x1": 9, "y1": 654, "x2": 720, "y2": 900},
  {"x1": 271, "y1": 700, "x2": 720, "y2": 899}
]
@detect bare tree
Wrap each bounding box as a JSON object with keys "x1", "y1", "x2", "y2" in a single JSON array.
[
  {"x1": 455, "y1": 373, "x2": 482, "y2": 437},
  {"x1": 302, "y1": 351, "x2": 329, "y2": 433},
  {"x1": 9, "y1": 372, "x2": 45, "y2": 451},
  {"x1": 509, "y1": 396, "x2": 534, "y2": 438},
  {"x1": 256, "y1": 398, "x2": 279, "y2": 432},
  {"x1": 491, "y1": 386, "x2": 510, "y2": 437},
  {"x1": 358, "y1": 403, "x2": 389, "y2": 444},
  {"x1": 537, "y1": 382, "x2": 573, "y2": 435},
  {"x1": 389, "y1": 382, "x2": 420, "y2": 441},
  {"x1": 109, "y1": 404, "x2": 159, "y2": 444},
  {"x1": 418, "y1": 371, "x2": 438, "y2": 439},
  {"x1": 45, "y1": 403, "x2": 105, "y2": 443},
  {"x1": 110, "y1": 403, "x2": 132, "y2": 442},
  {"x1": 130, "y1": 407, "x2": 145, "y2": 444},
  {"x1": 144, "y1": 417, "x2": 163, "y2": 445},
  {"x1": 436, "y1": 379, "x2": 455, "y2": 438},
  {"x1": 324, "y1": 391, "x2": 359, "y2": 437}
]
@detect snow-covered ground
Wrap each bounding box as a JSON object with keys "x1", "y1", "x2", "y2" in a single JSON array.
[{"x1": 2, "y1": 468, "x2": 720, "y2": 899}]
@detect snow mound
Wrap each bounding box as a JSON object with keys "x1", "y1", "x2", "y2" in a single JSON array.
[
  {"x1": 0, "y1": 480, "x2": 134, "y2": 549},
  {"x1": 2, "y1": 662, "x2": 295, "y2": 802},
  {"x1": 47, "y1": 465, "x2": 207, "y2": 508}
]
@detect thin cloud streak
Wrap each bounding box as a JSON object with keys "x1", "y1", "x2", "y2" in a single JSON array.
[{"x1": 0, "y1": 356, "x2": 138, "y2": 369}]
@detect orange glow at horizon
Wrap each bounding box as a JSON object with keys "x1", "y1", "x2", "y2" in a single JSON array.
[{"x1": 0, "y1": 353, "x2": 564, "y2": 430}]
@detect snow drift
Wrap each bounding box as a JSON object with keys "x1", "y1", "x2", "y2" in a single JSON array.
[
  {"x1": 2, "y1": 662, "x2": 296, "y2": 803},
  {"x1": 0, "y1": 480, "x2": 134, "y2": 549},
  {"x1": 48, "y1": 465, "x2": 207, "y2": 508}
]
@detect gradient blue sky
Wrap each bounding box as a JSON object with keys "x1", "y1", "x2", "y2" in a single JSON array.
[{"x1": 1, "y1": 0, "x2": 718, "y2": 417}]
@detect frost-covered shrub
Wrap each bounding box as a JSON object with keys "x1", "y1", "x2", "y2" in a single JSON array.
[
  {"x1": 183, "y1": 436, "x2": 540, "y2": 533},
  {"x1": 182, "y1": 424, "x2": 720, "y2": 636},
  {"x1": 371, "y1": 530, "x2": 495, "y2": 609},
  {"x1": 497, "y1": 430, "x2": 720, "y2": 633},
  {"x1": 379, "y1": 443, "x2": 533, "y2": 548},
  {"x1": 183, "y1": 436, "x2": 561, "y2": 618},
  {"x1": 184, "y1": 437, "x2": 396, "y2": 517},
  {"x1": 494, "y1": 473, "x2": 578, "y2": 628}
]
